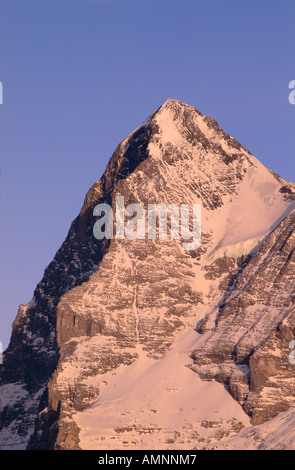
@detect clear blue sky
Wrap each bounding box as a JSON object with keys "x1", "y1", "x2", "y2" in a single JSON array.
[{"x1": 0, "y1": 0, "x2": 294, "y2": 348}]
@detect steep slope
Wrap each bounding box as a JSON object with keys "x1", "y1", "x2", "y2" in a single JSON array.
[
  {"x1": 192, "y1": 209, "x2": 295, "y2": 425},
  {"x1": 0, "y1": 99, "x2": 294, "y2": 450},
  {"x1": 212, "y1": 405, "x2": 295, "y2": 450}
]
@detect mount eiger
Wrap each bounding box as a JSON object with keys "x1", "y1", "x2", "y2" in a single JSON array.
[{"x1": 1, "y1": 99, "x2": 295, "y2": 450}]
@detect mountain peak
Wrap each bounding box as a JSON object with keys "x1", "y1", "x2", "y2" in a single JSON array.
[
  {"x1": 160, "y1": 97, "x2": 198, "y2": 111},
  {"x1": 145, "y1": 98, "x2": 248, "y2": 157},
  {"x1": 156, "y1": 97, "x2": 203, "y2": 121},
  {"x1": 160, "y1": 97, "x2": 201, "y2": 111},
  {"x1": 1, "y1": 100, "x2": 295, "y2": 450}
]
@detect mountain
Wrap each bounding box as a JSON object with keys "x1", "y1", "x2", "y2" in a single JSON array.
[{"x1": 0, "y1": 99, "x2": 295, "y2": 450}]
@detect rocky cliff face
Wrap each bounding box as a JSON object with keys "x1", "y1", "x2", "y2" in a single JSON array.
[
  {"x1": 192, "y1": 209, "x2": 295, "y2": 425},
  {"x1": 1, "y1": 99, "x2": 295, "y2": 450}
]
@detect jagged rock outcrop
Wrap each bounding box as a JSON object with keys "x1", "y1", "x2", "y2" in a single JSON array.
[{"x1": 0, "y1": 99, "x2": 294, "y2": 450}]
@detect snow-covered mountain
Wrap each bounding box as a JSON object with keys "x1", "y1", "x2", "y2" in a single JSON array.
[{"x1": 1, "y1": 99, "x2": 294, "y2": 450}]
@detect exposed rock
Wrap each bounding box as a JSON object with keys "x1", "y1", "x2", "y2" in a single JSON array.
[{"x1": 1, "y1": 98, "x2": 295, "y2": 449}]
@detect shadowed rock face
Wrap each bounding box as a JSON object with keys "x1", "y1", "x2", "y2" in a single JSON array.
[{"x1": 1, "y1": 99, "x2": 295, "y2": 450}]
